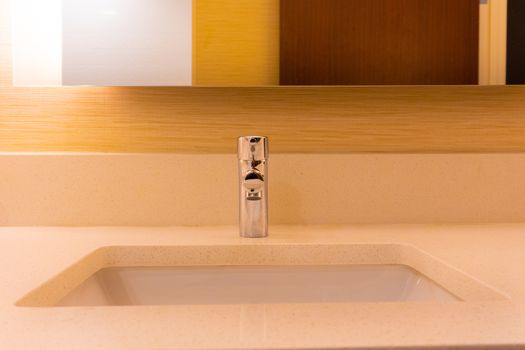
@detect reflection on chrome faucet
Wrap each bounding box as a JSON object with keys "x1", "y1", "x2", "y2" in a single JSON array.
[{"x1": 238, "y1": 136, "x2": 269, "y2": 238}]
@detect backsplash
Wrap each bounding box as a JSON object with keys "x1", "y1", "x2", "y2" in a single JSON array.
[
  {"x1": 2, "y1": 86, "x2": 525, "y2": 153},
  {"x1": 1, "y1": 153, "x2": 524, "y2": 226}
]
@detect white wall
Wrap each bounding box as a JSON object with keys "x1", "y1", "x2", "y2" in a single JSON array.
[
  {"x1": 62, "y1": 0, "x2": 192, "y2": 86},
  {"x1": 11, "y1": 0, "x2": 193, "y2": 86}
]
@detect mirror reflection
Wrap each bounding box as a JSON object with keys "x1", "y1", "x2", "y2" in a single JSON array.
[{"x1": 11, "y1": 0, "x2": 523, "y2": 86}]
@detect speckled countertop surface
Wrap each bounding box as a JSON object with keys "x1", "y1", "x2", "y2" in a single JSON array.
[{"x1": 1, "y1": 224, "x2": 525, "y2": 350}]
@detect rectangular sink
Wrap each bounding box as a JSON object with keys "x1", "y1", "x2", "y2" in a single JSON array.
[
  {"x1": 57, "y1": 265, "x2": 459, "y2": 306},
  {"x1": 16, "y1": 244, "x2": 506, "y2": 307}
]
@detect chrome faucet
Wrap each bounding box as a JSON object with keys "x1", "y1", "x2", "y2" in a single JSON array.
[{"x1": 238, "y1": 136, "x2": 269, "y2": 238}]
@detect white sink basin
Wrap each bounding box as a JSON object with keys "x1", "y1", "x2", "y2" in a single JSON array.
[
  {"x1": 17, "y1": 244, "x2": 505, "y2": 307},
  {"x1": 57, "y1": 265, "x2": 459, "y2": 306}
]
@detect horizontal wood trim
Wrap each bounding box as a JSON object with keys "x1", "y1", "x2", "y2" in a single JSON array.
[{"x1": 1, "y1": 85, "x2": 525, "y2": 153}]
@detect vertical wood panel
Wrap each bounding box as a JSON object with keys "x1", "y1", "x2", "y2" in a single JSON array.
[
  {"x1": 194, "y1": 0, "x2": 279, "y2": 86},
  {"x1": 479, "y1": 0, "x2": 508, "y2": 85},
  {"x1": 489, "y1": 0, "x2": 507, "y2": 85},
  {"x1": 479, "y1": 1, "x2": 490, "y2": 85},
  {"x1": 281, "y1": 0, "x2": 480, "y2": 85},
  {"x1": 507, "y1": 0, "x2": 525, "y2": 84}
]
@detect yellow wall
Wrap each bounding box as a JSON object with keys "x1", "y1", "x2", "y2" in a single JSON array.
[{"x1": 194, "y1": 0, "x2": 280, "y2": 86}]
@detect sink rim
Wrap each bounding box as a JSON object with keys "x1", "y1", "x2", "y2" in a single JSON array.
[{"x1": 16, "y1": 243, "x2": 508, "y2": 307}]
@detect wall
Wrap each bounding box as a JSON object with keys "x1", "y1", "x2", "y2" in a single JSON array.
[
  {"x1": 194, "y1": 0, "x2": 279, "y2": 85},
  {"x1": 281, "y1": 0, "x2": 479, "y2": 85},
  {"x1": 479, "y1": 0, "x2": 507, "y2": 85},
  {"x1": 192, "y1": 0, "x2": 503, "y2": 86},
  {"x1": 507, "y1": 0, "x2": 525, "y2": 84},
  {"x1": 0, "y1": 0, "x2": 10, "y2": 85},
  {"x1": 2, "y1": 153, "x2": 525, "y2": 226},
  {"x1": 1, "y1": 1, "x2": 525, "y2": 227}
]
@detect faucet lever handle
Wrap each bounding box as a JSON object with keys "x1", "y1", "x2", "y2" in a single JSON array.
[{"x1": 243, "y1": 169, "x2": 264, "y2": 190}]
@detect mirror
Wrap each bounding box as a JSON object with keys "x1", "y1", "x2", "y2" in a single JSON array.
[
  {"x1": 11, "y1": 0, "x2": 521, "y2": 87},
  {"x1": 12, "y1": 0, "x2": 192, "y2": 86}
]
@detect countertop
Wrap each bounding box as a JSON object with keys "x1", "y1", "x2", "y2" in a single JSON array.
[{"x1": 1, "y1": 224, "x2": 525, "y2": 349}]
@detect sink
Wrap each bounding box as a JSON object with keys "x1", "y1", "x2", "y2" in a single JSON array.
[
  {"x1": 56, "y1": 265, "x2": 459, "y2": 306},
  {"x1": 16, "y1": 244, "x2": 506, "y2": 307}
]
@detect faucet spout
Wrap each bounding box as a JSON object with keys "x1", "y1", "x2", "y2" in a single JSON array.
[{"x1": 238, "y1": 136, "x2": 269, "y2": 238}]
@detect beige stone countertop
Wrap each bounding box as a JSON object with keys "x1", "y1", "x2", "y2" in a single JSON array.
[{"x1": 1, "y1": 224, "x2": 525, "y2": 350}]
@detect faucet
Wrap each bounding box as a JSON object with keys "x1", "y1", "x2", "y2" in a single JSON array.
[{"x1": 238, "y1": 136, "x2": 269, "y2": 238}]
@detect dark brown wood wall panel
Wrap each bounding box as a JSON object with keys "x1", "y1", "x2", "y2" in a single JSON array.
[
  {"x1": 507, "y1": 0, "x2": 525, "y2": 84},
  {"x1": 280, "y1": 0, "x2": 479, "y2": 85}
]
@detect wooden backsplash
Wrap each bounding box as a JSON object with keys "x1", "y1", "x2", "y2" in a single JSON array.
[
  {"x1": 1, "y1": 85, "x2": 525, "y2": 153},
  {"x1": 1, "y1": 0, "x2": 525, "y2": 153}
]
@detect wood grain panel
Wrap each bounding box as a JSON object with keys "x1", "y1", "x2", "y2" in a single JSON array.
[
  {"x1": 507, "y1": 0, "x2": 525, "y2": 84},
  {"x1": 281, "y1": 0, "x2": 479, "y2": 85},
  {"x1": 1, "y1": 86, "x2": 525, "y2": 153},
  {"x1": 194, "y1": 0, "x2": 279, "y2": 85}
]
